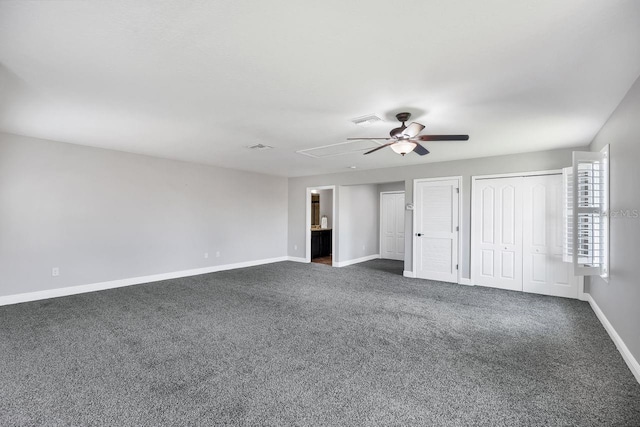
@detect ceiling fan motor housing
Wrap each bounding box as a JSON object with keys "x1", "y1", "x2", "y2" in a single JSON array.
[
  {"x1": 389, "y1": 112, "x2": 411, "y2": 137},
  {"x1": 390, "y1": 126, "x2": 406, "y2": 138}
]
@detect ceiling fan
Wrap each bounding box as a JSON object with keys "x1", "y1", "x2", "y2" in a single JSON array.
[{"x1": 349, "y1": 112, "x2": 469, "y2": 156}]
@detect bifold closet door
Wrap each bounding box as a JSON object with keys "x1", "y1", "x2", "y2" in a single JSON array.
[
  {"x1": 472, "y1": 178, "x2": 523, "y2": 291},
  {"x1": 522, "y1": 175, "x2": 579, "y2": 298}
]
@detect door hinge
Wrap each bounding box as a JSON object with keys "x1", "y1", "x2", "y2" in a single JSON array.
[
  {"x1": 456, "y1": 187, "x2": 460, "y2": 193},
  {"x1": 456, "y1": 264, "x2": 459, "y2": 270},
  {"x1": 456, "y1": 226, "x2": 459, "y2": 231}
]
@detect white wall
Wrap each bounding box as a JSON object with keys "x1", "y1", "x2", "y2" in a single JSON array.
[
  {"x1": 288, "y1": 147, "x2": 579, "y2": 277},
  {"x1": 588, "y1": 75, "x2": 640, "y2": 365},
  {"x1": 0, "y1": 133, "x2": 288, "y2": 297},
  {"x1": 337, "y1": 184, "x2": 378, "y2": 263}
]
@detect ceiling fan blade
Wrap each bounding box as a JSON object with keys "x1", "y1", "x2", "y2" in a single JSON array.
[
  {"x1": 412, "y1": 142, "x2": 430, "y2": 156},
  {"x1": 402, "y1": 122, "x2": 425, "y2": 138},
  {"x1": 346, "y1": 137, "x2": 392, "y2": 140},
  {"x1": 417, "y1": 134, "x2": 469, "y2": 141},
  {"x1": 364, "y1": 142, "x2": 395, "y2": 155}
]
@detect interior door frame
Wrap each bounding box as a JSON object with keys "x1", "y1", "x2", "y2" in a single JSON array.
[
  {"x1": 305, "y1": 185, "x2": 336, "y2": 266},
  {"x1": 470, "y1": 169, "x2": 585, "y2": 299},
  {"x1": 412, "y1": 176, "x2": 463, "y2": 283},
  {"x1": 379, "y1": 191, "x2": 405, "y2": 260}
]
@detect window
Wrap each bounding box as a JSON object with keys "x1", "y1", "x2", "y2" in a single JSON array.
[{"x1": 563, "y1": 145, "x2": 609, "y2": 278}]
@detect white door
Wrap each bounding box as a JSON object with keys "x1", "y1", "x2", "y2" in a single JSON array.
[
  {"x1": 380, "y1": 192, "x2": 405, "y2": 260},
  {"x1": 472, "y1": 177, "x2": 523, "y2": 291},
  {"x1": 522, "y1": 175, "x2": 579, "y2": 298},
  {"x1": 414, "y1": 179, "x2": 459, "y2": 282}
]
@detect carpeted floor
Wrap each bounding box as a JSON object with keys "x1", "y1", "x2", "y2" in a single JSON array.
[{"x1": 1, "y1": 259, "x2": 639, "y2": 426}]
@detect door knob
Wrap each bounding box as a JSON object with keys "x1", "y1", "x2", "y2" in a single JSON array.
[{"x1": 416, "y1": 233, "x2": 423, "y2": 237}]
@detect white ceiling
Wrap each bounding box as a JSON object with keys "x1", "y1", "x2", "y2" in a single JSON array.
[{"x1": 1, "y1": 1, "x2": 639, "y2": 177}]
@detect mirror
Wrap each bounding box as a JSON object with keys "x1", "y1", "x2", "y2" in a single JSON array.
[{"x1": 311, "y1": 194, "x2": 320, "y2": 226}]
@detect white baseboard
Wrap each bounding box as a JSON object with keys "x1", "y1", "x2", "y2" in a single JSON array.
[
  {"x1": 586, "y1": 293, "x2": 640, "y2": 384},
  {"x1": 0, "y1": 256, "x2": 288, "y2": 307},
  {"x1": 403, "y1": 273, "x2": 473, "y2": 284},
  {"x1": 335, "y1": 254, "x2": 380, "y2": 268},
  {"x1": 286, "y1": 256, "x2": 308, "y2": 263}
]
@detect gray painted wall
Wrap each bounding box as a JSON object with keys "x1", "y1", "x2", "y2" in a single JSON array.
[
  {"x1": 338, "y1": 184, "x2": 379, "y2": 262},
  {"x1": 588, "y1": 75, "x2": 640, "y2": 364},
  {"x1": 288, "y1": 147, "x2": 580, "y2": 276},
  {"x1": 0, "y1": 133, "x2": 288, "y2": 297}
]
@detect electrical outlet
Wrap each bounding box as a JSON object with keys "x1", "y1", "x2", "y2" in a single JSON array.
[
  {"x1": 52, "y1": 267, "x2": 59, "y2": 277},
  {"x1": 216, "y1": 251, "x2": 220, "y2": 258},
  {"x1": 204, "y1": 252, "x2": 209, "y2": 259},
  {"x1": 294, "y1": 244, "x2": 297, "y2": 251},
  {"x1": 362, "y1": 244, "x2": 366, "y2": 251}
]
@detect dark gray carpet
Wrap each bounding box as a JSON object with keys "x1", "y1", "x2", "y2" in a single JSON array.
[{"x1": 1, "y1": 259, "x2": 639, "y2": 426}]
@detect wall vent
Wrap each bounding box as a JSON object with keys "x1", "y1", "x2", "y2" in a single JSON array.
[{"x1": 351, "y1": 114, "x2": 383, "y2": 127}]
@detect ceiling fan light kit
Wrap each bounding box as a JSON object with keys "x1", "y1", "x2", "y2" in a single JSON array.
[
  {"x1": 390, "y1": 140, "x2": 417, "y2": 156},
  {"x1": 347, "y1": 112, "x2": 469, "y2": 157}
]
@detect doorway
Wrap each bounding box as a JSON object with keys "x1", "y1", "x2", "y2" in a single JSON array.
[{"x1": 305, "y1": 186, "x2": 335, "y2": 266}]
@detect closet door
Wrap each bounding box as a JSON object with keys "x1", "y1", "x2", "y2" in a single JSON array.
[
  {"x1": 522, "y1": 175, "x2": 579, "y2": 298},
  {"x1": 380, "y1": 192, "x2": 405, "y2": 261},
  {"x1": 472, "y1": 177, "x2": 523, "y2": 291}
]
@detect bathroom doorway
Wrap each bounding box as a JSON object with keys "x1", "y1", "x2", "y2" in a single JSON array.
[{"x1": 305, "y1": 186, "x2": 335, "y2": 266}]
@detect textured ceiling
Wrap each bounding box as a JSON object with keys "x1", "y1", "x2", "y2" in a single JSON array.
[{"x1": 1, "y1": 1, "x2": 639, "y2": 177}]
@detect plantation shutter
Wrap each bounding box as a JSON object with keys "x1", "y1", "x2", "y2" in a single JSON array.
[
  {"x1": 563, "y1": 145, "x2": 609, "y2": 278},
  {"x1": 562, "y1": 166, "x2": 573, "y2": 264}
]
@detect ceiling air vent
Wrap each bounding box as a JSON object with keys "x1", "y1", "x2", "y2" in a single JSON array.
[
  {"x1": 247, "y1": 144, "x2": 273, "y2": 150},
  {"x1": 351, "y1": 114, "x2": 383, "y2": 127}
]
